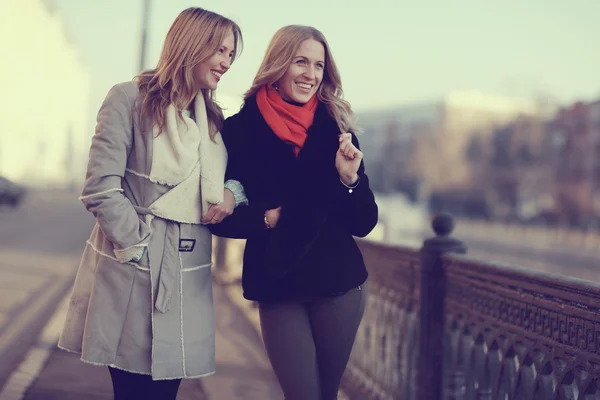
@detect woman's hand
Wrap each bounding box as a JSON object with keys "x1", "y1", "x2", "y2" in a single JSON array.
[
  {"x1": 202, "y1": 188, "x2": 235, "y2": 224},
  {"x1": 335, "y1": 132, "x2": 362, "y2": 185},
  {"x1": 264, "y1": 206, "x2": 282, "y2": 229}
]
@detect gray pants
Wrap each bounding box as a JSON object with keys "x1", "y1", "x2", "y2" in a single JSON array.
[{"x1": 259, "y1": 283, "x2": 367, "y2": 400}]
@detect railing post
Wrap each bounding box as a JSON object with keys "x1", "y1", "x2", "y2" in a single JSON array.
[{"x1": 418, "y1": 213, "x2": 466, "y2": 400}]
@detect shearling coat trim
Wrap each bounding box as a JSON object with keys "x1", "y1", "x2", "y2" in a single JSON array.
[
  {"x1": 86, "y1": 240, "x2": 150, "y2": 272},
  {"x1": 113, "y1": 243, "x2": 149, "y2": 264},
  {"x1": 79, "y1": 188, "x2": 124, "y2": 200},
  {"x1": 146, "y1": 90, "x2": 227, "y2": 219},
  {"x1": 59, "y1": 81, "x2": 217, "y2": 380}
]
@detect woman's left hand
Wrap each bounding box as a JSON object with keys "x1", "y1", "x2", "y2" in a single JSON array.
[
  {"x1": 202, "y1": 188, "x2": 235, "y2": 224},
  {"x1": 335, "y1": 132, "x2": 362, "y2": 185}
]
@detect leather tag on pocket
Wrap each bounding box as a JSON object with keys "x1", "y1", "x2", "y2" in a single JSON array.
[{"x1": 179, "y1": 239, "x2": 196, "y2": 252}]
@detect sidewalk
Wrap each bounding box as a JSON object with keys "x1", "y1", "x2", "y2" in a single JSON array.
[{"x1": 3, "y1": 282, "x2": 282, "y2": 400}]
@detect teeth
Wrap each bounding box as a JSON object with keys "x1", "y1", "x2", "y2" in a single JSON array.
[
  {"x1": 297, "y1": 83, "x2": 312, "y2": 89},
  {"x1": 211, "y1": 71, "x2": 222, "y2": 78}
]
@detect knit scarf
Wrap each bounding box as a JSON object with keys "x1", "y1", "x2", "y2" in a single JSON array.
[{"x1": 256, "y1": 85, "x2": 318, "y2": 156}]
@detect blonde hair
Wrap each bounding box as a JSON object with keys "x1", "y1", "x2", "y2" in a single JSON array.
[
  {"x1": 136, "y1": 7, "x2": 242, "y2": 139},
  {"x1": 244, "y1": 25, "x2": 360, "y2": 134}
]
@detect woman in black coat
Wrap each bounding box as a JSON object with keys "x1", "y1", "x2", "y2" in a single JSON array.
[{"x1": 210, "y1": 25, "x2": 378, "y2": 400}]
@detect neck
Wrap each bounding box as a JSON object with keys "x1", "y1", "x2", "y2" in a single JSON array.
[
  {"x1": 276, "y1": 90, "x2": 305, "y2": 107},
  {"x1": 284, "y1": 98, "x2": 305, "y2": 107}
]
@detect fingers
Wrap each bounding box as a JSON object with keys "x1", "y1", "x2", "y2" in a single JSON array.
[
  {"x1": 202, "y1": 204, "x2": 218, "y2": 224},
  {"x1": 338, "y1": 133, "x2": 362, "y2": 160},
  {"x1": 202, "y1": 204, "x2": 233, "y2": 224},
  {"x1": 339, "y1": 132, "x2": 352, "y2": 142},
  {"x1": 265, "y1": 206, "x2": 282, "y2": 228},
  {"x1": 212, "y1": 207, "x2": 232, "y2": 224}
]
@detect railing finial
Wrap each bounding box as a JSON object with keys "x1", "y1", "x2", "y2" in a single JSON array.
[{"x1": 432, "y1": 212, "x2": 455, "y2": 237}]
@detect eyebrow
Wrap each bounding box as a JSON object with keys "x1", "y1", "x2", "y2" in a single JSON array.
[{"x1": 294, "y1": 55, "x2": 325, "y2": 64}]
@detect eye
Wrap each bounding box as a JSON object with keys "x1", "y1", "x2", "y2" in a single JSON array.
[
  {"x1": 316, "y1": 63, "x2": 325, "y2": 69},
  {"x1": 296, "y1": 59, "x2": 306, "y2": 65},
  {"x1": 218, "y1": 48, "x2": 225, "y2": 54}
]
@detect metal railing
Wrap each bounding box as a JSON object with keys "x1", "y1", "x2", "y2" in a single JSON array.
[{"x1": 340, "y1": 213, "x2": 600, "y2": 399}]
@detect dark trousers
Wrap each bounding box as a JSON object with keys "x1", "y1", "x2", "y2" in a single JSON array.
[
  {"x1": 258, "y1": 283, "x2": 367, "y2": 400},
  {"x1": 108, "y1": 367, "x2": 182, "y2": 400}
]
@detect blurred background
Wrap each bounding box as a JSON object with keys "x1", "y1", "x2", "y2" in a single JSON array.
[
  {"x1": 0, "y1": 1, "x2": 599, "y2": 397},
  {"x1": 2, "y1": 0, "x2": 600, "y2": 222},
  {"x1": 1, "y1": 0, "x2": 600, "y2": 268}
]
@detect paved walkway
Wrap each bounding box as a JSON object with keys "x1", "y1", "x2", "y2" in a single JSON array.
[{"x1": 4, "y1": 282, "x2": 282, "y2": 400}]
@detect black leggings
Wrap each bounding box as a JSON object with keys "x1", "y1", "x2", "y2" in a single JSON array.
[
  {"x1": 108, "y1": 367, "x2": 181, "y2": 400},
  {"x1": 258, "y1": 283, "x2": 367, "y2": 400}
]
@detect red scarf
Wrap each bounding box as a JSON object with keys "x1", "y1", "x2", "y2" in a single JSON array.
[{"x1": 256, "y1": 85, "x2": 319, "y2": 156}]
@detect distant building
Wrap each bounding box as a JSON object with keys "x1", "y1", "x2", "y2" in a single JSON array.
[
  {"x1": 545, "y1": 100, "x2": 600, "y2": 225},
  {"x1": 355, "y1": 91, "x2": 552, "y2": 196},
  {"x1": 0, "y1": 0, "x2": 89, "y2": 188},
  {"x1": 464, "y1": 98, "x2": 600, "y2": 225}
]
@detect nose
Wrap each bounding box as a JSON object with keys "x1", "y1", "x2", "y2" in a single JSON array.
[
  {"x1": 304, "y1": 65, "x2": 316, "y2": 80},
  {"x1": 220, "y1": 56, "x2": 231, "y2": 70}
]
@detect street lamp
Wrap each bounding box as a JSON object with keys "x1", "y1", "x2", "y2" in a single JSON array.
[{"x1": 139, "y1": 0, "x2": 151, "y2": 72}]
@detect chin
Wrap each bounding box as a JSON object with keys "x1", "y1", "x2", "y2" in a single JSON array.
[{"x1": 292, "y1": 94, "x2": 311, "y2": 104}]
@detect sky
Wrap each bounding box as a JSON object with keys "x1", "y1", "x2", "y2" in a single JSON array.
[{"x1": 53, "y1": 0, "x2": 600, "y2": 123}]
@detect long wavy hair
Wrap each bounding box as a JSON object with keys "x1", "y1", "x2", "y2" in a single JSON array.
[
  {"x1": 136, "y1": 7, "x2": 242, "y2": 139},
  {"x1": 244, "y1": 25, "x2": 359, "y2": 134}
]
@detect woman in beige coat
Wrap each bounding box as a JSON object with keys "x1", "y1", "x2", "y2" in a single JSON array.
[{"x1": 58, "y1": 8, "x2": 245, "y2": 399}]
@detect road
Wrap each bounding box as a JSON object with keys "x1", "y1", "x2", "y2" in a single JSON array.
[{"x1": 0, "y1": 189, "x2": 93, "y2": 389}]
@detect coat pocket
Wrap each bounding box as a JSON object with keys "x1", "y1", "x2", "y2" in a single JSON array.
[{"x1": 180, "y1": 263, "x2": 215, "y2": 374}]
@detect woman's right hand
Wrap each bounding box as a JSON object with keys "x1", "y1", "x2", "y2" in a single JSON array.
[
  {"x1": 264, "y1": 206, "x2": 282, "y2": 229},
  {"x1": 202, "y1": 189, "x2": 235, "y2": 224}
]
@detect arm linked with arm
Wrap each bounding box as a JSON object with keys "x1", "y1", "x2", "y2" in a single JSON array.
[{"x1": 208, "y1": 115, "x2": 267, "y2": 239}]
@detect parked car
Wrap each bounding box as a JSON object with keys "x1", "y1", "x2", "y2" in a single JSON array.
[{"x1": 0, "y1": 176, "x2": 26, "y2": 207}]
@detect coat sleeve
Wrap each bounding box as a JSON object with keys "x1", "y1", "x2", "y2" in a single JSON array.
[
  {"x1": 80, "y1": 84, "x2": 152, "y2": 262},
  {"x1": 208, "y1": 114, "x2": 267, "y2": 239},
  {"x1": 332, "y1": 133, "x2": 379, "y2": 237}
]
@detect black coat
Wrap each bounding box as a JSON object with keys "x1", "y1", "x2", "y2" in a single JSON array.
[{"x1": 210, "y1": 95, "x2": 378, "y2": 302}]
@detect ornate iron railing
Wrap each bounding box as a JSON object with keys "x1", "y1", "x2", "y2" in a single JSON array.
[
  {"x1": 341, "y1": 241, "x2": 421, "y2": 400},
  {"x1": 340, "y1": 214, "x2": 600, "y2": 400},
  {"x1": 443, "y1": 255, "x2": 600, "y2": 399}
]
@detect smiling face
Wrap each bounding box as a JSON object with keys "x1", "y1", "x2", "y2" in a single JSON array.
[
  {"x1": 193, "y1": 30, "x2": 235, "y2": 90},
  {"x1": 276, "y1": 39, "x2": 325, "y2": 104}
]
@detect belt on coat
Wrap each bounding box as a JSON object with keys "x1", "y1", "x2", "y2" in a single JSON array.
[{"x1": 134, "y1": 205, "x2": 182, "y2": 314}]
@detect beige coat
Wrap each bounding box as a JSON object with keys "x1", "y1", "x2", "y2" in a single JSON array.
[{"x1": 58, "y1": 81, "x2": 227, "y2": 380}]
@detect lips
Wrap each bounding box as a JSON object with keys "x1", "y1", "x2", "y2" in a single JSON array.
[
  {"x1": 295, "y1": 82, "x2": 314, "y2": 93},
  {"x1": 211, "y1": 70, "x2": 223, "y2": 81}
]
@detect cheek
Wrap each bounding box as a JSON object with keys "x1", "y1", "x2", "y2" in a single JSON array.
[
  {"x1": 193, "y1": 64, "x2": 203, "y2": 80},
  {"x1": 284, "y1": 73, "x2": 296, "y2": 87},
  {"x1": 283, "y1": 66, "x2": 302, "y2": 85}
]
